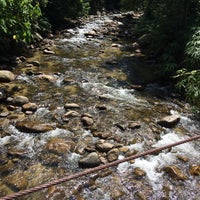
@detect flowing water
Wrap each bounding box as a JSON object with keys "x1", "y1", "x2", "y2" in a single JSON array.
[{"x1": 0, "y1": 13, "x2": 200, "y2": 200}]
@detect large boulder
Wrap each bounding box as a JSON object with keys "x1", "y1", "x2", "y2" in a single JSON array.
[
  {"x1": 16, "y1": 121, "x2": 55, "y2": 133},
  {"x1": 157, "y1": 115, "x2": 180, "y2": 128},
  {"x1": 0, "y1": 70, "x2": 15, "y2": 82}
]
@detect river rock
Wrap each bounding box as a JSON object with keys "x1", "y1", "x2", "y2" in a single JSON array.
[
  {"x1": 43, "y1": 49, "x2": 55, "y2": 55},
  {"x1": 163, "y1": 165, "x2": 188, "y2": 180},
  {"x1": 128, "y1": 121, "x2": 141, "y2": 129},
  {"x1": 96, "y1": 140, "x2": 114, "y2": 152},
  {"x1": 63, "y1": 110, "x2": 80, "y2": 118},
  {"x1": 37, "y1": 74, "x2": 56, "y2": 83},
  {"x1": 12, "y1": 96, "x2": 29, "y2": 106},
  {"x1": 92, "y1": 131, "x2": 111, "y2": 139},
  {"x1": 22, "y1": 103, "x2": 38, "y2": 112},
  {"x1": 107, "y1": 148, "x2": 119, "y2": 162},
  {"x1": 0, "y1": 70, "x2": 15, "y2": 82},
  {"x1": 16, "y1": 121, "x2": 55, "y2": 133},
  {"x1": 81, "y1": 116, "x2": 94, "y2": 126},
  {"x1": 190, "y1": 165, "x2": 200, "y2": 176},
  {"x1": 44, "y1": 138, "x2": 74, "y2": 155},
  {"x1": 5, "y1": 171, "x2": 28, "y2": 191},
  {"x1": 157, "y1": 115, "x2": 180, "y2": 128},
  {"x1": 84, "y1": 30, "x2": 97, "y2": 37},
  {"x1": 64, "y1": 103, "x2": 80, "y2": 109},
  {"x1": 133, "y1": 167, "x2": 146, "y2": 178},
  {"x1": 27, "y1": 60, "x2": 40, "y2": 66},
  {"x1": 79, "y1": 152, "x2": 101, "y2": 168}
]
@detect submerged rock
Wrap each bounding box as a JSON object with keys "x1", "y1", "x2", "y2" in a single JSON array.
[
  {"x1": 44, "y1": 138, "x2": 74, "y2": 155},
  {"x1": 5, "y1": 171, "x2": 28, "y2": 191},
  {"x1": 16, "y1": 121, "x2": 55, "y2": 133},
  {"x1": 0, "y1": 70, "x2": 15, "y2": 82},
  {"x1": 79, "y1": 152, "x2": 101, "y2": 168},
  {"x1": 157, "y1": 115, "x2": 180, "y2": 128}
]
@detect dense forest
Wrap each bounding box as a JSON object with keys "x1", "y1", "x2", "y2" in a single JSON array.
[{"x1": 0, "y1": 0, "x2": 200, "y2": 111}]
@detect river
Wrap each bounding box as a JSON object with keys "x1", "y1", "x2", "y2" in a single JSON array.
[{"x1": 0, "y1": 12, "x2": 199, "y2": 200}]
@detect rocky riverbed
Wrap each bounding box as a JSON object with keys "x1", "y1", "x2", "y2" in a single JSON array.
[{"x1": 0, "y1": 12, "x2": 200, "y2": 200}]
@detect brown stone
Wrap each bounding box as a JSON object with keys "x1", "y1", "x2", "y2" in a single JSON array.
[
  {"x1": 64, "y1": 103, "x2": 80, "y2": 109},
  {"x1": 128, "y1": 122, "x2": 141, "y2": 129},
  {"x1": 81, "y1": 116, "x2": 94, "y2": 126},
  {"x1": 0, "y1": 70, "x2": 15, "y2": 82},
  {"x1": 190, "y1": 165, "x2": 200, "y2": 176},
  {"x1": 16, "y1": 121, "x2": 55, "y2": 133},
  {"x1": 133, "y1": 167, "x2": 146, "y2": 177},
  {"x1": 44, "y1": 138, "x2": 74, "y2": 155},
  {"x1": 96, "y1": 140, "x2": 114, "y2": 152},
  {"x1": 92, "y1": 131, "x2": 111, "y2": 139},
  {"x1": 107, "y1": 148, "x2": 119, "y2": 162},
  {"x1": 163, "y1": 165, "x2": 188, "y2": 180},
  {"x1": 22, "y1": 103, "x2": 38, "y2": 112}
]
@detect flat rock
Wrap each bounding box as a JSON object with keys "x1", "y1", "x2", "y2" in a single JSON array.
[
  {"x1": 157, "y1": 115, "x2": 180, "y2": 128},
  {"x1": 64, "y1": 103, "x2": 80, "y2": 109},
  {"x1": 0, "y1": 70, "x2": 15, "y2": 82},
  {"x1": 96, "y1": 140, "x2": 114, "y2": 152},
  {"x1": 16, "y1": 121, "x2": 55, "y2": 133},
  {"x1": 79, "y1": 152, "x2": 101, "y2": 168}
]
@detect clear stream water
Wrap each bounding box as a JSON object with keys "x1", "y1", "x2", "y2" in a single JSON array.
[{"x1": 0, "y1": 13, "x2": 200, "y2": 200}]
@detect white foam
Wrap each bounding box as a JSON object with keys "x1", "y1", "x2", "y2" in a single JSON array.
[
  {"x1": 82, "y1": 82, "x2": 147, "y2": 105},
  {"x1": 129, "y1": 142, "x2": 144, "y2": 152},
  {"x1": 117, "y1": 155, "x2": 130, "y2": 173}
]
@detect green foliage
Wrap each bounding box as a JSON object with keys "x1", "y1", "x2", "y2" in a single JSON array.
[
  {"x1": 0, "y1": 0, "x2": 42, "y2": 43},
  {"x1": 175, "y1": 69, "x2": 200, "y2": 107},
  {"x1": 185, "y1": 27, "x2": 200, "y2": 66}
]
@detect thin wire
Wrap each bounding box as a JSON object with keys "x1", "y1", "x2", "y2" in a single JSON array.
[{"x1": 0, "y1": 134, "x2": 200, "y2": 200}]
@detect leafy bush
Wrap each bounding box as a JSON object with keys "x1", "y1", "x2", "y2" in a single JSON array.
[
  {"x1": 0, "y1": 0, "x2": 42, "y2": 43},
  {"x1": 175, "y1": 69, "x2": 200, "y2": 107}
]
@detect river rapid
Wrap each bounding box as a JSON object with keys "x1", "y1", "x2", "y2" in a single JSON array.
[{"x1": 0, "y1": 12, "x2": 200, "y2": 200}]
